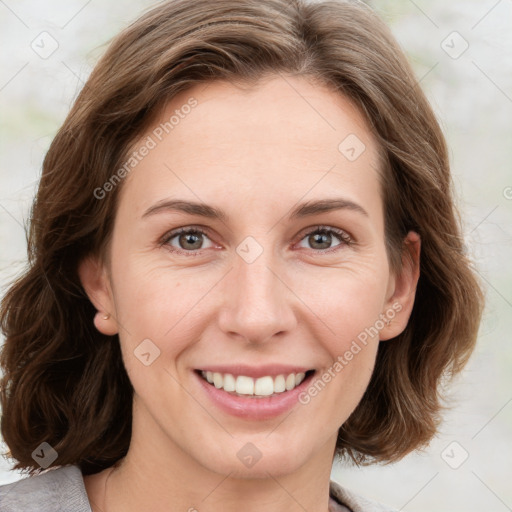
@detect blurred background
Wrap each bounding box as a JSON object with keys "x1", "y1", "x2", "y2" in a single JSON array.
[{"x1": 0, "y1": 1, "x2": 511, "y2": 510}]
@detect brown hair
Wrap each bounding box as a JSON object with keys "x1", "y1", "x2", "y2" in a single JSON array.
[{"x1": 0, "y1": 0, "x2": 484, "y2": 476}]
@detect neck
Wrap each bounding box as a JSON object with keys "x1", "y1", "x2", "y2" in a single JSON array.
[{"x1": 97, "y1": 402, "x2": 337, "y2": 512}]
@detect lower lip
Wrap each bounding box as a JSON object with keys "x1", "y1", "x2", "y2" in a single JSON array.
[{"x1": 194, "y1": 371, "x2": 315, "y2": 421}]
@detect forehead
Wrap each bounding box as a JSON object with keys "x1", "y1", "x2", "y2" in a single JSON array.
[
  {"x1": 162, "y1": 75, "x2": 377, "y2": 161},
  {"x1": 118, "y1": 75, "x2": 383, "y2": 223}
]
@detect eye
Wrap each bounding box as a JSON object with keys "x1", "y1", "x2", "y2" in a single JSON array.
[
  {"x1": 160, "y1": 225, "x2": 353, "y2": 257},
  {"x1": 161, "y1": 227, "x2": 215, "y2": 255},
  {"x1": 296, "y1": 226, "x2": 353, "y2": 253}
]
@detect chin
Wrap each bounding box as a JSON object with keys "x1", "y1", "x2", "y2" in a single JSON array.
[{"x1": 192, "y1": 435, "x2": 311, "y2": 479}]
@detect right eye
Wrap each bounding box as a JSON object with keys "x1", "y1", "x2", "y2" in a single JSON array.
[{"x1": 161, "y1": 227, "x2": 216, "y2": 255}]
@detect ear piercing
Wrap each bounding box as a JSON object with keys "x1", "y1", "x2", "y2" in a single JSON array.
[{"x1": 103, "y1": 313, "x2": 111, "y2": 320}]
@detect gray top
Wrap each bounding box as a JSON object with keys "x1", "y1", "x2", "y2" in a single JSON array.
[{"x1": 0, "y1": 464, "x2": 397, "y2": 511}]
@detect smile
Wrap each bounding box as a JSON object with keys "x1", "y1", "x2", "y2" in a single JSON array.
[
  {"x1": 198, "y1": 370, "x2": 313, "y2": 397},
  {"x1": 193, "y1": 366, "x2": 316, "y2": 420}
]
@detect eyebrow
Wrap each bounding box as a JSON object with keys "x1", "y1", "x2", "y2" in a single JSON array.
[{"x1": 141, "y1": 197, "x2": 369, "y2": 221}]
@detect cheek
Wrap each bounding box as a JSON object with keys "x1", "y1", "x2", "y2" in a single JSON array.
[
  {"x1": 294, "y1": 261, "x2": 390, "y2": 341},
  {"x1": 110, "y1": 255, "x2": 214, "y2": 361},
  {"x1": 296, "y1": 279, "x2": 384, "y2": 429},
  {"x1": 294, "y1": 264, "x2": 388, "y2": 401},
  {"x1": 112, "y1": 248, "x2": 390, "y2": 345}
]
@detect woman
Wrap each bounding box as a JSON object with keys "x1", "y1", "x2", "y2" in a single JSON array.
[{"x1": 0, "y1": 0, "x2": 483, "y2": 511}]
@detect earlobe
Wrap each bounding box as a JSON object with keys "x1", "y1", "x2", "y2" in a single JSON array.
[
  {"x1": 78, "y1": 255, "x2": 118, "y2": 335},
  {"x1": 380, "y1": 231, "x2": 421, "y2": 341},
  {"x1": 93, "y1": 310, "x2": 118, "y2": 336}
]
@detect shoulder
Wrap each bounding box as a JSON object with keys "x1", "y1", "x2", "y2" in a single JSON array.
[
  {"x1": 329, "y1": 479, "x2": 398, "y2": 512},
  {"x1": 0, "y1": 464, "x2": 91, "y2": 512}
]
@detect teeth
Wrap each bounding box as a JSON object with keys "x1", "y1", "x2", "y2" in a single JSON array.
[
  {"x1": 274, "y1": 374, "x2": 286, "y2": 392},
  {"x1": 223, "y1": 373, "x2": 236, "y2": 392},
  {"x1": 201, "y1": 371, "x2": 309, "y2": 396},
  {"x1": 235, "y1": 375, "x2": 254, "y2": 395},
  {"x1": 213, "y1": 372, "x2": 223, "y2": 388},
  {"x1": 254, "y1": 376, "x2": 274, "y2": 396}
]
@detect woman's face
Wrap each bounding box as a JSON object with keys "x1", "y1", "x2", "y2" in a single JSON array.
[{"x1": 80, "y1": 75, "x2": 419, "y2": 478}]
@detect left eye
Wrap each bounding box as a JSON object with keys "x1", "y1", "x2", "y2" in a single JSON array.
[
  {"x1": 161, "y1": 226, "x2": 352, "y2": 255},
  {"x1": 296, "y1": 226, "x2": 352, "y2": 252}
]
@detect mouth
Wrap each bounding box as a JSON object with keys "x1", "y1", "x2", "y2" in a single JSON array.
[{"x1": 194, "y1": 369, "x2": 316, "y2": 398}]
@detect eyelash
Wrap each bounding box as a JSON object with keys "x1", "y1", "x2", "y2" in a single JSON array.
[{"x1": 159, "y1": 225, "x2": 354, "y2": 257}]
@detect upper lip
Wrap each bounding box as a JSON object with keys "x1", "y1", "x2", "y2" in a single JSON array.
[{"x1": 196, "y1": 364, "x2": 314, "y2": 379}]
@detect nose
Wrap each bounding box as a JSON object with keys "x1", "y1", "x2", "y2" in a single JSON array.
[{"x1": 217, "y1": 245, "x2": 298, "y2": 345}]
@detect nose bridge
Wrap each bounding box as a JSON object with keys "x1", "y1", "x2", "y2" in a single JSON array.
[{"x1": 218, "y1": 235, "x2": 296, "y2": 343}]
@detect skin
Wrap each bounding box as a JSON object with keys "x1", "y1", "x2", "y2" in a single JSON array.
[{"x1": 79, "y1": 74, "x2": 420, "y2": 512}]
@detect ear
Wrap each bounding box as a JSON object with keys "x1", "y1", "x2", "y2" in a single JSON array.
[
  {"x1": 379, "y1": 231, "x2": 421, "y2": 341},
  {"x1": 77, "y1": 255, "x2": 118, "y2": 336}
]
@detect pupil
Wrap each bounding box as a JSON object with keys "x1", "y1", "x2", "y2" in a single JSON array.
[
  {"x1": 181, "y1": 232, "x2": 201, "y2": 249},
  {"x1": 312, "y1": 232, "x2": 330, "y2": 249}
]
